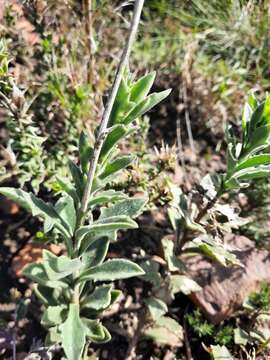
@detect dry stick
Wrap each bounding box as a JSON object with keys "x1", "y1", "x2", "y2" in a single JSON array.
[
  {"x1": 78, "y1": 0, "x2": 145, "y2": 224},
  {"x1": 183, "y1": 83, "x2": 195, "y2": 155}
]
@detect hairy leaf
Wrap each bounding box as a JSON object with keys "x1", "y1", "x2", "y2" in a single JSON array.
[
  {"x1": 60, "y1": 304, "x2": 87, "y2": 360},
  {"x1": 82, "y1": 285, "x2": 112, "y2": 310},
  {"x1": 79, "y1": 259, "x2": 144, "y2": 282}
]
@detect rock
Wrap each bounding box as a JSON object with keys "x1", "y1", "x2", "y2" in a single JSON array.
[{"x1": 185, "y1": 234, "x2": 270, "y2": 324}]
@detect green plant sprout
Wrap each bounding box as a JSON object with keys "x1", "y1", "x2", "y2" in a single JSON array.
[{"x1": 139, "y1": 92, "x2": 270, "y2": 350}]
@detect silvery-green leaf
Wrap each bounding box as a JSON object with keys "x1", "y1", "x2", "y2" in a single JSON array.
[
  {"x1": 55, "y1": 194, "x2": 76, "y2": 235},
  {"x1": 161, "y1": 238, "x2": 184, "y2": 272},
  {"x1": 140, "y1": 260, "x2": 162, "y2": 289},
  {"x1": 123, "y1": 89, "x2": 171, "y2": 125},
  {"x1": 144, "y1": 316, "x2": 183, "y2": 347},
  {"x1": 210, "y1": 345, "x2": 232, "y2": 360},
  {"x1": 98, "y1": 155, "x2": 134, "y2": 180},
  {"x1": 88, "y1": 190, "x2": 128, "y2": 208},
  {"x1": 145, "y1": 297, "x2": 168, "y2": 320},
  {"x1": 81, "y1": 237, "x2": 109, "y2": 266},
  {"x1": 130, "y1": 72, "x2": 156, "y2": 103},
  {"x1": 68, "y1": 160, "x2": 84, "y2": 198},
  {"x1": 60, "y1": 304, "x2": 87, "y2": 360},
  {"x1": 79, "y1": 259, "x2": 144, "y2": 282},
  {"x1": 99, "y1": 197, "x2": 147, "y2": 219},
  {"x1": 22, "y1": 263, "x2": 68, "y2": 289},
  {"x1": 33, "y1": 284, "x2": 61, "y2": 306},
  {"x1": 76, "y1": 215, "x2": 137, "y2": 243},
  {"x1": 56, "y1": 176, "x2": 80, "y2": 207},
  {"x1": 41, "y1": 305, "x2": 67, "y2": 327},
  {"x1": 82, "y1": 285, "x2": 112, "y2": 310},
  {"x1": 100, "y1": 124, "x2": 131, "y2": 160},
  {"x1": 79, "y1": 131, "x2": 93, "y2": 174},
  {"x1": 43, "y1": 250, "x2": 83, "y2": 280},
  {"x1": 170, "y1": 275, "x2": 201, "y2": 296}
]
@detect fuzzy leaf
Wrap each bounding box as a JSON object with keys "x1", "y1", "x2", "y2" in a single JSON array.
[
  {"x1": 83, "y1": 319, "x2": 111, "y2": 343},
  {"x1": 41, "y1": 305, "x2": 67, "y2": 327},
  {"x1": 100, "y1": 124, "x2": 130, "y2": 160},
  {"x1": 235, "y1": 154, "x2": 270, "y2": 172},
  {"x1": 22, "y1": 263, "x2": 68, "y2": 289},
  {"x1": 68, "y1": 160, "x2": 84, "y2": 198},
  {"x1": 79, "y1": 131, "x2": 93, "y2": 174},
  {"x1": 76, "y1": 215, "x2": 137, "y2": 243},
  {"x1": 130, "y1": 72, "x2": 156, "y2": 103},
  {"x1": 99, "y1": 197, "x2": 147, "y2": 219},
  {"x1": 81, "y1": 237, "x2": 109, "y2": 266},
  {"x1": 60, "y1": 304, "x2": 87, "y2": 360},
  {"x1": 98, "y1": 155, "x2": 134, "y2": 180},
  {"x1": 82, "y1": 285, "x2": 112, "y2": 310},
  {"x1": 33, "y1": 285, "x2": 61, "y2": 306},
  {"x1": 56, "y1": 176, "x2": 80, "y2": 207},
  {"x1": 88, "y1": 190, "x2": 128, "y2": 208},
  {"x1": 55, "y1": 194, "x2": 76, "y2": 235},
  {"x1": 210, "y1": 345, "x2": 232, "y2": 359},
  {"x1": 79, "y1": 259, "x2": 144, "y2": 282},
  {"x1": 123, "y1": 89, "x2": 171, "y2": 125},
  {"x1": 170, "y1": 275, "x2": 201, "y2": 296},
  {"x1": 43, "y1": 250, "x2": 83, "y2": 280},
  {"x1": 145, "y1": 297, "x2": 168, "y2": 320},
  {"x1": 144, "y1": 316, "x2": 183, "y2": 347},
  {"x1": 162, "y1": 238, "x2": 184, "y2": 272}
]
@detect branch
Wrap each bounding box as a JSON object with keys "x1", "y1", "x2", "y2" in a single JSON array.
[{"x1": 78, "y1": 0, "x2": 145, "y2": 223}]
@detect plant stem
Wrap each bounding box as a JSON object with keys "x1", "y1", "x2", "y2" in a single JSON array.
[{"x1": 77, "y1": 0, "x2": 145, "y2": 225}]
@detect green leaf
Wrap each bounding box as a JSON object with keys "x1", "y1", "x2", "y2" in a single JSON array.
[
  {"x1": 56, "y1": 176, "x2": 80, "y2": 207},
  {"x1": 210, "y1": 345, "x2": 232, "y2": 359},
  {"x1": 76, "y1": 215, "x2": 137, "y2": 243},
  {"x1": 231, "y1": 165, "x2": 270, "y2": 182},
  {"x1": 235, "y1": 154, "x2": 270, "y2": 172},
  {"x1": 242, "y1": 124, "x2": 270, "y2": 157},
  {"x1": 83, "y1": 318, "x2": 111, "y2": 343},
  {"x1": 33, "y1": 284, "x2": 61, "y2": 306},
  {"x1": 140, "y1": 260, "x2": 162, "y2": 289},
  {"x1": 123, "y1": 89, "x2": 171, "y2": 125},
  {"x1": 161, "y1": 238, "x2": 184, "y2": 272},
  {"x1": 170, "y1": 275, "x2": 201, "y2": 296},
  {"x1": 108, "y1": 78, "x2": 131, "y2": 126},
  {"x1": 100, "y1": 124, "x2": 131, "y2": 160},
  {"x1": 0, "y1": 187, "x2": 58, "y2": 222},
  {"x1": 79, "y1": 259, "x2": 145, "y2": 282},
  {"x1": 88, "y1": 190, "x2": 128, "y2": 208},
  {"x1": 41, "y1": 305, "x2": 67, "y2": 327},
  {"x1": 145, "y1": 297, "x2": 168, "y2": 320},
  {"x1": 79, "y1": 131, "x2": 93, "y2": 174},
  {"x1": 81, "y1": 237, "x2": 109, "y2": 266},
  {"x1": 144, "y1": 316, "x2": 183, "y2": 347},
  {"x1": 45, "y1": 326, "x2": 62, "y2": 346},
  {"x1": 82, "y1": 285, "x2": 112, "y2": 310},
  {"x1": 99, "y1": 197, "x2": 147, "y2": 219},
  {"x1": 68, "y1": 160, "x2": 84, "y2": 198},
  {"x1": 60, "y1": 304, "x2": 87, "y2": 360},
  {"x1": 22, "y1": 263, "x2": 68, "y2": 288},
  {"x1": 98, "y1": 155, "x2": 134, "y2": 180},
  {"x1": 43, "y1": 250, "x2": 83, "y2": 280},
  {"x1": 130, "y1": 72, "x2": 156, "y2": 103},
  {"x1": 187, "y1": 237, "x2": 242, "y2": 267},
  {"x1": 55, "y1": 194, "x2": 76, "y2": 235}
]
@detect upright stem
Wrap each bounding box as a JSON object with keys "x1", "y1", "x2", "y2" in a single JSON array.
[{"x1": 77, "y1": 0, "x2": 145, "y2": 225}]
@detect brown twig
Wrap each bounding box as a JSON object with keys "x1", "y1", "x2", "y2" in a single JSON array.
[{"x1": 125, "y1": 307, "x2": 146, "y2": 360}]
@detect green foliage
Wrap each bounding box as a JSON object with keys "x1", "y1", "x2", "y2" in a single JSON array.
[
  {"x1": 248, "y1": 282, "x2": 270, "y2": 312},
  {"x1": 0, "y1": 68, "x2": 170, "y2": 359},
  {"x1": 186, "y1": 309, "x2": 214, "y2": 338}
]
